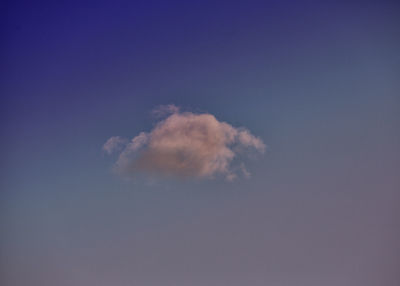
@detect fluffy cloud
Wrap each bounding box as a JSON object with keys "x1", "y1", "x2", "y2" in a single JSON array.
[{"x1": 104, "y1": 106, "x2": 265, "y2": 180}]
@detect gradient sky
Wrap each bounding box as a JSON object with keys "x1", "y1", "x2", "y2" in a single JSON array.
[{"x1": 1, "y1": 0, "x2": 400, "y2": 285}]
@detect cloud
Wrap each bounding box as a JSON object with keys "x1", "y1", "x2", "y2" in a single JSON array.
[
  {"x1": 104, "y1": 107, "x2": 265, "y2": 181},
  {"x1": 103, "y1": 136, "x2": 128, "y2": 154},
  {"x1": 151, "y1": 104, "x2": 180, "y2": 118},
  {"x1": 240, "y1": 163, "x2": 251, "y2": 179}
]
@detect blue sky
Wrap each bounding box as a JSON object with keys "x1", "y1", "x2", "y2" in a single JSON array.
[{"x1": 1, "y1": 0, "x2": 399, "y2": 285}]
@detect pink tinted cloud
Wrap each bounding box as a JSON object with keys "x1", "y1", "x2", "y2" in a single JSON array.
[
  {"x1": 105, "y1": 108, "x2": 265, "y2": 180},
  {"x1": 103, "y1": 136, "x2": 128, "y2": 154}
]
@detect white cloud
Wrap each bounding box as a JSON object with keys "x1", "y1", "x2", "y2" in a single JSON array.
[{"x1": 105, "y1": 108, "x2": 265, "y2": 181}]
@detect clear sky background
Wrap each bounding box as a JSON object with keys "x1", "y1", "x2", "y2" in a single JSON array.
[{"x1": 1, "y1": 0, "x2": 399, "y2": 285}]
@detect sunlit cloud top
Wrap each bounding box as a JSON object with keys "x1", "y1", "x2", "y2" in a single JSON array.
[{"x1": 104, "y1": 105, "x2": 265, "y2": 181}]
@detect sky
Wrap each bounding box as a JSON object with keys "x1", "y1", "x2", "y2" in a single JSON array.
[{"x1": 1, "y1": 0, "x2": 400, "y2": 285}]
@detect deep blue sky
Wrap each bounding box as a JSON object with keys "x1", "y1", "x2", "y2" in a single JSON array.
[{"x1": 1, "y1": 1, "x2": 399, "y2": 285}]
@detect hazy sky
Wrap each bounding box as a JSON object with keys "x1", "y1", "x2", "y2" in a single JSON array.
[{"x1": 1, "y1": 0, "x2": 399, "y2": 285}]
